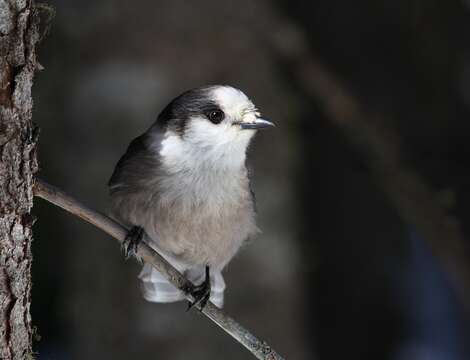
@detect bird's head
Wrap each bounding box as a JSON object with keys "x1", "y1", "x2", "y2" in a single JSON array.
[{"x1": 153, "y1": 85, "x2": 274, "y2": 169}]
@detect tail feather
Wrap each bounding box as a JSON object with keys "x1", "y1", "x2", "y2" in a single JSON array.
[{"x1": 138, "y1": 259, "x2": 226, "y2": 308}]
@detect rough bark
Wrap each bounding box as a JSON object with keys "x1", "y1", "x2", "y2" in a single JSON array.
[{"x1": 0, "y1": 0, "x2": 39, "y2": 358}]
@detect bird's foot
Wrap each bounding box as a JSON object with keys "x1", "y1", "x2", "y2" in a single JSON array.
[
  {"x1": 122, "y1": 225, "x2": 144, "y2": 260},
  {"x1": 184, "y1": 266, "x2": 211, "y2": 311}
]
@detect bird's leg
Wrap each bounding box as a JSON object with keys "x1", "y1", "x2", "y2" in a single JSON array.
[
  {"x1": 184, "y1": 265, "x2": 211, "y2": 311},
  {"x1": 122, "y1": 225, "x2": 144, "y2": 260}
]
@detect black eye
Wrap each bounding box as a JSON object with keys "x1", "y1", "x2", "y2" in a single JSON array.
[{"x1": 207, "y1": 109, "x2": 225, "y2": 124}]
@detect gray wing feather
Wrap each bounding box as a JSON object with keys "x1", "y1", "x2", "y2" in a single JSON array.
[
  {"x1": 110, "y1": 134, "x2": 151, "y2": 190},
  {"x1": 108, "y1": 130, "x2": 163, "y2": 226}
]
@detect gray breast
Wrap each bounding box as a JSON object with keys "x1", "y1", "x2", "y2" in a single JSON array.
[{"x1": 141, "y1": 166, "x2": 259, "y2": 269}]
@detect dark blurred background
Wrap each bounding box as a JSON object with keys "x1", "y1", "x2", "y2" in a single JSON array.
[{"x1": 32, "y1": 0, "x2": 470, "y2": 359}]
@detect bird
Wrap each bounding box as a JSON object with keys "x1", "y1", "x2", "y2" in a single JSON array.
[{"x1": 108, "y1": 85, "x2": 274, "y2": 309}]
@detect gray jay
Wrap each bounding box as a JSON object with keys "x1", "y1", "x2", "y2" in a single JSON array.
[{"x1": 108, "y1": 85, "x2": 274, "y2": 309}]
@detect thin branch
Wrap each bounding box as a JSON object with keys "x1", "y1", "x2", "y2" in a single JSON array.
[{"x1": 33, "y1": 178, "x2": 284, "y2": 360}]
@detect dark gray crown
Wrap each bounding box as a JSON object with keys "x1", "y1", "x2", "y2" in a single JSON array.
[{"x1": 155, "y1": 86, "x2": 224, "y2": 134}]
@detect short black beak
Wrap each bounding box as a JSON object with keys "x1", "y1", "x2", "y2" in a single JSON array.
[{"x1": 240, "y1": 118, "x2": 275, "y2": 130}]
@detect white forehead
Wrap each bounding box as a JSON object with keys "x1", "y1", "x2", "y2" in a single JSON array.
[{"x1": 210, "y1": 86, "x2": 256, "y2": 117}]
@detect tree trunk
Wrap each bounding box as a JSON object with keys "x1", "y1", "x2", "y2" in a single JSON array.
[{"x1": 0, "y1": 0, "x2": 39, "y2": 358}]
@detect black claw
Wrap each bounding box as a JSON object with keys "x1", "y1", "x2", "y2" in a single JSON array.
[
  {"x1": 122, "y1": 225, "x2": 144, "y2": 260},
  {"x1": 185, "y1": 266, "x2": 211, "y2": 312}
]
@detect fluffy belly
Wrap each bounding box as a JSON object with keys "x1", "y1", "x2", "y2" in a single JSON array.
[{"x1": 144, "y1": 200, "x2": 257, "y2": 269}]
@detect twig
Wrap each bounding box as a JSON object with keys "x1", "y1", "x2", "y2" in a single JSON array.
[{"x1": 33, "y1": 178, "x2": 284, "y2": 360}]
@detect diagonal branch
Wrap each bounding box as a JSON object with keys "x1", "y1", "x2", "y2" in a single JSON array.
[{"x1": 33, "y1": 178, "x2": 284, "y2": 360}]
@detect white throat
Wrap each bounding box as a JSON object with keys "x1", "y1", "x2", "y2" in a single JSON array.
[{"x1": 159, "y1": 128, "x2": 251, "y2": 173}]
